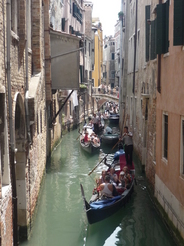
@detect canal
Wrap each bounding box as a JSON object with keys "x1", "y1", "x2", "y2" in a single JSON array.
[{"x1": 21, "y1": 127, "x2": 177, "y2": 246}]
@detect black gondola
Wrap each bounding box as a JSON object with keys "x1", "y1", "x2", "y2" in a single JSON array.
[
  {"x1": 80, "y1": 126, "x2": 100, "y2": 154},
  {"x1": 80, "y1": 152, "x2": 135, "y2": 224},
  {"x1": 108, "y1": 113, "x2": 119, "y2": 124},
  {"x1": 101, "y1": 126, "x2": 120, "y2": 145}
]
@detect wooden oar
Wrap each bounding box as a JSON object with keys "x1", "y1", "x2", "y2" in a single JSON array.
[
  {"x1": 76, "y1": 128, "x2": 82, "y2": 140},
  {"x1": 88, "y1": 139, "x2": 121, "y2": 176},
  {"x1": 76, "y1": 133, "x2": 82, "y2": 140}
]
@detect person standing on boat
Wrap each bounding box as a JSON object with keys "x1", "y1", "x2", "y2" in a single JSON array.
[
  {"x1": 92, "y1": 114, "x2": 99, "y2": 134},
  {"x1": 121, "y1": 126, "x2": 133, "y2": 166}
]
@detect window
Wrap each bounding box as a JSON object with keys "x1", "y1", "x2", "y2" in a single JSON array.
[
  {"x1": 85, "y1": 40, "x2": 86, "y2": 54},
  {"x1": 89, "y1": 43, "x2": 91, "y2": 56},
  {"x1": 163, "y1": 113, "x2": 168, "y2": 160},
  {"x1": 111, "y1": 53, "x2": 115, "y2": 60},
  {"x1": 27, "y1": 0, "x2": 31, "y2": 48},
  {"x1": 70, "y1": 0, "x2": 72, "y2": 13},
  {"x1": 40, "y1": 110, "x2": 42, "y2": 134},
  {"x1": 111, "y1": 71, "x2": 115, "y2": 78},
  {"x1": 181, "y1": 118, "x2": 184, "y2": 174},
  {"x1": 11, "y1": 0, "x2": 18, "y2": 33},
  {"x1": 37, "y1": 113, "x2": 39, "y2": 134},
  {"x1": 89, "y1": 71, "x2": 92, "y2": 79}
]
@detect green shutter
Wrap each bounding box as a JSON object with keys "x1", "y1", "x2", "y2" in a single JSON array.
[
  {"x1": 62, "y1": 18, "x2": 65, "y2": 32},
  {"x1": 73, "y1": 3, "x2": 75, "y2": 16},
  {"x1": 165, "y1": 0, "x2": 169, "y2": 53},
  {"x1": 145, "y1": 5, "x2": 150, "y2": 61},
  {"x1": 173, "y1": 0, "x2": 184, "y2": 46},
  {"x1": 156, "y1": 0, "x2": 169, "y2": 54},
  {"x1": 80, "y1": 65, "x2": 83, "y2": 83},
  {"x1": 151, "y1": 19, "x2": 157, "y2": 60}
]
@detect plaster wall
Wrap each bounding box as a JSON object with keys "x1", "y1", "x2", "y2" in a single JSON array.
[{"x1": 156, "y1": 1, "x2": 184, "y2": 229}]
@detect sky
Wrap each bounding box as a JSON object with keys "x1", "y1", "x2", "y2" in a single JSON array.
[{"x1": 91, "y1": 0, "x2": 121, "y2": 37}]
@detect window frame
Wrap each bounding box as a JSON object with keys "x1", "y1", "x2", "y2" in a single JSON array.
[
  {"x1": 11, "y1": 0, "x2": 18, "y2": 34},
  {"x1": 180, "y1": 117, "x2": 184, "y2": 177}
]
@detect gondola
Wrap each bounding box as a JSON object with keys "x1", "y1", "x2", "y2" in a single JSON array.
[
  {"x1": 101, "y1": 126, "x2": 120, "y2": 145},
  {"x1": 80, "y1": 151, "x2": 135, "y2": 224},
  {"x1": 108, "y1": 113, "x2": 119, "y2": 124},
  {"x1": 80, "y1": 140, "x2": 100, "y2": 154},
  {"x1": 80, "y1": 126, "x2": 100, "y2": 154}
]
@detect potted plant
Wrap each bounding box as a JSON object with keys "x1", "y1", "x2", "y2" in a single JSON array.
[
  {"x1": 118, "y1": 11, "x2": 124, "y2": 20},
  {"x1": 79, "y1": 84, "x2": 87, "y2": 92}
]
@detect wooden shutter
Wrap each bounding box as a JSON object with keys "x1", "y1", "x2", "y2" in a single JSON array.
[
  {"x1": 73, "y1": 3, "x2": 76, "y2": 17},
  {"x1": 156, "y1": 0, "x2": 169, "y2": 54},
  {"x1": 151, "y1": 19, "x2": 157, "y2": 60},
  {"x1": 62, "y1": 18, "x2": 65, "y2": 32},
  {"x1": 173, "y1": 0, "x2": 184, "y2": 46},
  {"x1": 145, "y1": 5, "x2": 150, "y2": 62}
]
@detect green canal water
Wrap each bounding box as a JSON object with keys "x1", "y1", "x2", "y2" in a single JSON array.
[{"x1": 20, "y1": 127, "x2": 177, "y2": 246}]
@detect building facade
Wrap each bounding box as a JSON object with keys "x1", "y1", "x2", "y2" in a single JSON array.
[
  {"x1": 103, "y1": 36, "x2": 116, "y2": 89},
  {"x1": 0, "y1": 0, "x2": 48, "y2": 244},
  {"x1": 92, "y1": 18, "x2": 103, "y2": 88},
  {"x1": 155, "y1": 0, "x2": 184, "y2": 240}
]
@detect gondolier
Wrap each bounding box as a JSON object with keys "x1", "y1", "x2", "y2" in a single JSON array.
[{"x1": 121, "y1": 126, "x2": 133, "y2": 166}]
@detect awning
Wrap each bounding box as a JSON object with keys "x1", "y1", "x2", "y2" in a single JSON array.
[{"x1": 50, "y1": 30, "x2": 81, "y2": 90}]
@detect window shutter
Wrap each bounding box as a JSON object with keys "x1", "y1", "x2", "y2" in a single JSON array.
[
  {"x1": 151, "y1": 19, "x2": 157, "y2": 60},
  {"x1": 173, "y1": 0, "x2": 184, "y2": 46},
  {"x1": 73, "y1": 3, "x2": 76, "y2": 17},
  {"x1": 145, "y1": 5, "x2": 150, "y2": 62},
  {"x1": 61, "y1": 18, "x2": 65, "y2": 32},
  {"x1": 156, "y1": 0, "x2": 169, "y2": 54}
]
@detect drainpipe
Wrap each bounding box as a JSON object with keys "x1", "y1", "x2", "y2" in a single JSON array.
[
  {"x1": 25, "y1": 0, "x2": 31, "y2": 145},
  {"x1": 119, "y1": 0, "x2": 124, "y2": 131},
  {"x1": 6, "y1": 0, "x2": 18, "y2": 245},
  {"x1": 83, "y1": 35, "x2": 86, "y2": 122},
  {"x1": 132, "y1": 0, "x2": 138, "y2": 94},
  {"x1": 157, "y1": 0, "x2": 162, "y2": 93},
  {"x1": 25, "y1": 0, "x2": 32, "y2": 237}
]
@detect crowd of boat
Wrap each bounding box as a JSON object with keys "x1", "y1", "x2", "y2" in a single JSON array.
[{"x1": 78, "y1": 101, "x2": 135, "y2": 224}]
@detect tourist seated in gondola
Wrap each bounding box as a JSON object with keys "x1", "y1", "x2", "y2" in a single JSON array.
[
  {"x1": 93, "y1": 134, "x2": 100, "y2": 145},
  {"x1": 81, "y1": 128, "x2": 89, "y2": 143},
  {"x1": 119, "y1": 171, "x2": 127, "y2": 189},
  {"x1": 90, "y1": 133, "x2": 99, "y2": 145},
  {"x1": 122, "y1": 166, "x2": 132, "y2": 189},
  {"x1": 96, "y1": 170, "x2": 107, "y2": 186},
  {"x1": 104, "y1": 126, "x2": 112, "y2": 134},
  {"x1": 99, "y1": 175, "x2": 114, "y2": 198},
  {"x1": 108, "y1": 167, "x2": 119, "y2": 186}
]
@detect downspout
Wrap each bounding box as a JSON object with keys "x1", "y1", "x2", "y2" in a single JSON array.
[
  {"x1": 132, "y1": 0, "x2": 138, "y2": 94},
  {"x1": 25, "y1": 0, "x2": 32, "y2": 236},
  {"x1": 83, "y1": 35, "x2": 85, "y2": 121},
  {"x1": 119, "y1": 0, "x2": 124, "y2": 131},
  {"x1": 157, "y1": 0, "x2": 162, "y2": 93},
  {"x1": 6, "y1": 0, "x2": 18, "y2": 245},
  {"x1": 25, "y1": 3, "x2": 31, "y2": 144}
]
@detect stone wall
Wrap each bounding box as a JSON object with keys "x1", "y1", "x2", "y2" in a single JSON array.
[{"x1": 1, "y1": 188, "x2": 13, "y2": 246}]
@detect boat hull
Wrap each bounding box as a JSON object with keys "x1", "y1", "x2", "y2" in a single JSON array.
[
  {"x1": 101, "y1": 134, "x2": 119, "y2": 145},
  {"x1": 80, "y1": 141, "x2": 100, "y2": 154},
  {"x1": 80, "y1": 180, "x2": 134, "y2": 224}
]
